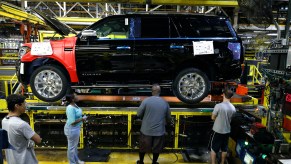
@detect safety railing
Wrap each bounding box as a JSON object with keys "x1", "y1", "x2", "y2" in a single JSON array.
[
  {"x1": 249, "y1": 64, "x2": 263, "y2": 85},
  {"x1": 2, "y1": 73, "x2": 19, "y2": 97}
]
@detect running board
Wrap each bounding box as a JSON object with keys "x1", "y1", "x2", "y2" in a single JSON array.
[{"x1": 71, "y1": 83, "x2": 172, "y2": 89}]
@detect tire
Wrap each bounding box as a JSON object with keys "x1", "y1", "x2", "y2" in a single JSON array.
[
  {"x1": 173, "y1": 68, "x2": 210, "y2": 104},
  {"x1": 30, "y1": 65, "x2": 69, "y2": 102}
]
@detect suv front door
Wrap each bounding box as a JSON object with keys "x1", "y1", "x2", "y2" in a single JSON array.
[{"x1": 75, "y1": 17, "x2": 134, "y2": 83}]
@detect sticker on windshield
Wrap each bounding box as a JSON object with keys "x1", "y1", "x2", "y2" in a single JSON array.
[
  {"x1": 31, "y1": 42, "x2": 53, "y2": 56},
  {"x1": 193, "y1": 41, "x2": 214, "y2": 55}
]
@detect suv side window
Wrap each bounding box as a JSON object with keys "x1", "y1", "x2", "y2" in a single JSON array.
[
  {"x1": 131, "y1": 17, "x2": 179, "y2": 38},
  {"x1": 92, "y1": 18, "x2": 129, "y2": 39},
  {"x1": 178, "y1": 17, "x2": 233, "y2": 37},
  {"x1": 140, "y1": 17, "x2": 169, "y2": 38},
  {"x1": 196, "y1": 18, "x2": 232, "y2": 37}
]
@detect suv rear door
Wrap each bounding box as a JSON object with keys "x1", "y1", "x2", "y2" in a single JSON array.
[
  {"x1": 173, "y1": 15, "x2": 241, "y2": 80},
  {"x1": 132, "y1": 15, "x2": 186, "y2": 82}
]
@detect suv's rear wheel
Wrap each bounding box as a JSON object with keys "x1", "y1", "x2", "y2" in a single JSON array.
[
  {"x1": 173, "y1": 68, "x2": 210, "y2": 104},
  {"x1": 30, "y1": 65, "x2": 68, "y2": 102}
]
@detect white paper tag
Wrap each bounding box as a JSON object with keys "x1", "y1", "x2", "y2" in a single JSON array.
[
  {"x1": 125, "y1": 18, "x2": 128, "y2": 25},
  {"x1": 193, "y1": 41, "x2": 214, "y2": 55},
  {"x1": 20, "y1": 63, "x2": 24, "y2": 74},
  {"x1": 31, "y1": 42, "x2": 53, "y2": 56}
]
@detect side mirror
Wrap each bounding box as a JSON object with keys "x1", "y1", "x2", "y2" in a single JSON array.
[
  {"x1": 81, "y1": 30, "x2": 97, "y2": 37},
  {"x1": 80, "y1": 30, "x2": 98, "y2": 41}
]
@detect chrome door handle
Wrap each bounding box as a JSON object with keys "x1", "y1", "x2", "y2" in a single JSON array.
[
  {"x1": 117, "y1": 46, "x2": 131, "y2": 50},
  {"x1": 170, "y1": 45, "x2": 184, "y2": 49}
]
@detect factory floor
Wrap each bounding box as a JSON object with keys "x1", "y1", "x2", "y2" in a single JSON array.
[
  {"x1": 3, "y1": 149, "x2": 204, "y2": 164},
  {"x1": 2, "y1": 149, "x2": 244, "y2": 164}
]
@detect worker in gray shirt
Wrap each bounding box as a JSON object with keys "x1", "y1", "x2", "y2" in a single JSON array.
[
  {"x1": 136, "y1": 84, "x2": 171, "y2": 164},
  {"x1": 2, "y1": 94, "x2": 42, "y2": 164},
  {"x1": 210, "y1": 89, "x2": 236, "y2": 164}
]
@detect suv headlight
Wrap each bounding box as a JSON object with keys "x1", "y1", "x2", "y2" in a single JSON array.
[{"x1": 18, "y1": 46, "x2": 30, "y2": 59}]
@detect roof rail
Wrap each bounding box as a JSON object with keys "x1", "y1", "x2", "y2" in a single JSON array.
[{"x1": 127, "y1": 11, "x2": 217, "y2": 16}]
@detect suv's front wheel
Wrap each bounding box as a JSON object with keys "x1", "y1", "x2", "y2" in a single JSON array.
[
  {"x1": 173, "y1": 68, "x2": 210, "y2": 104},
  {"x1": 30, "y1": 65, "x2": 69, "y2": 102}
]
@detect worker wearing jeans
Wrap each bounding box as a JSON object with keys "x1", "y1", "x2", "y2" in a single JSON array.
[
  {"x1": 64, "y1": 93, "x2": 87, "y2": 164},
  {"x1": 64, "y1": 125, "x2": 82, "y2": 164}
]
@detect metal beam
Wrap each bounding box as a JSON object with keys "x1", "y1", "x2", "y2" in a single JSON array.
[
  {"x1": 0, "y1": 11, "x2": 44, "y2": 25},
  {"x1": 36, "y1": 1, "x2": 58, "y2": 17},
  {"x1": 149, "y1": 5, "x2": 163, "y2": 11},
  {"x1": 56, "y1": 17, "x2": 100, "y2": 24},
  {"x1": 24, "y1": 0, "x2": 239, "y2": 7},
  {"x1": 0, "y1": 3, "x2": 45, "y2": 24},
  {"x1": 238, "y1": 24, "x2": 288, "y2": 31}
]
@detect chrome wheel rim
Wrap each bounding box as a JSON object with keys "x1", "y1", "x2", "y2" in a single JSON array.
[
  {"x1": 178, "y1": 72, "x2": 206, "y2": 100},
  {"x1": 34, "y1": 70, "x2": 63, "y2": 99}
]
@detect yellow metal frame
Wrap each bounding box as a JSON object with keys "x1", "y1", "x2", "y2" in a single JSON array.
[
  {"x1": 249, "y1": 65, "x2": 263, "y2": 85},
  {"x1": 0, "y1": 108, "x2": 213, "y2": 149},
  {"x1": 38, "y1": 30, "x2": 76, "y2": 42},
  {"x1": 0, "y1": 73, "x2": 19, "y2": 97},
  {"x1": 0, "y1": 99, "x2": 6, "y2": 109},
  {"x1": 56, "y1": 17, "x2": 100, "y2": 24},
  {"x1": 283, "y1": 132, "x2": 291, "y2": 144},
  {"x1": 260, "y1": 81, "x2": 270, "y2": 126},
  {"x1": 0, "y1": 56, "x2": 18, "y2": 60},
  {"x1": 0, "y1": 2, "x2": 45, "y2": 25},
  {"x1": 0, "y1": 76, "x2": 17, "y2": 81}
]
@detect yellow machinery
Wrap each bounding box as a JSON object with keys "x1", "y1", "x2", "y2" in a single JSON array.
[
  {"x1": 0, "y1": 95, "x2": 259, "y2": 150},
  {"x1": 0, "y1": 106, "x2": 212, "y2": 149}
]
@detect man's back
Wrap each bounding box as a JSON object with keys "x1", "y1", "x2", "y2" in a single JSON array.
[
  {"x1": 137, "y1": 96, "x2": 171, "y2": 136},
  {"x1": 212, "y1": 101, "x2": 236, "y2": 134}
]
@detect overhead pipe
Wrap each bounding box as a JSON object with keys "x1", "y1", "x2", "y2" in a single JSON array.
[{"x1": 273, "y1": 20, "x2": 281, "y2": 40}]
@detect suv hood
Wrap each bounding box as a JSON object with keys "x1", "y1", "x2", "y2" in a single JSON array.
[{"x1": 30, "y1": 9, "x2": 77, "y2": 36}]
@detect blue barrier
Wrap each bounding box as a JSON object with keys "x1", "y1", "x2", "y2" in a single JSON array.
[{"x1": 0, "y1": 129, "x2": 9, "y2": 164}]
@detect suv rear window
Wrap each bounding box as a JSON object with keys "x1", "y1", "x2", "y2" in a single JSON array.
[{"x1": 178, "y1": 17, "x2": 233, "y2": 37}]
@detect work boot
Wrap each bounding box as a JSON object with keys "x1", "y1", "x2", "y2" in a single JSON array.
[
  {"x1": 136, "y1": 160, "x2": 144, "y2": 164},
  {"x1": 78, "y1": 160, "x2": 85, "y2": 164}
]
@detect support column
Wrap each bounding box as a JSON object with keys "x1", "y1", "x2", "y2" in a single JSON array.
[
  {"x1": 285, "y1": 0, "x2": 291, "y2": 45},
  {"x1": 118, "y1": 3, "x2": 121, "y2": 14},
  {"x1": 177, "y1": 5, "x2": 180, "y2": 12},
  {"x1": 233, "y1": 7, "x2": 239, "y2": 31}
]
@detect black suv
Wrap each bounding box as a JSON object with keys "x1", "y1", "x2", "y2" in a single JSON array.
[{"x1": 17, "y1": 12, "x2": 243, "y2": 104}]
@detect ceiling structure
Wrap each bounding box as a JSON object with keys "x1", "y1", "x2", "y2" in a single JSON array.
[
  {"x1": 1, "y1": 0, "x2": 291, "y2": 57},
  {"x1": 1, "y1": 0, "x2": 240, "y2": 30},
  {"x1": 20, "y1": 1, "x2": 237, "y2": 18}
]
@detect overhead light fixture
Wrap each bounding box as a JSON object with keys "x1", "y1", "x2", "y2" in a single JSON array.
[
  {"x1": 267, "y1": 33, "x2": 278, "y2": 36},
  {"x1": 253, "y1": 31, "x2": 264, "y2": 33}
]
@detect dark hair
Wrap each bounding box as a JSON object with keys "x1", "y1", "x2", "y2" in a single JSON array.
[
  {"x1": 65, "y1": 93, "x2": 75, "y2": 104},
  {"x1": 224, "y1": 89, "x2": 233, "y2": 99},
  {"x1": 6, "y1": 94, "x2": 26, "y2": 112}
]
